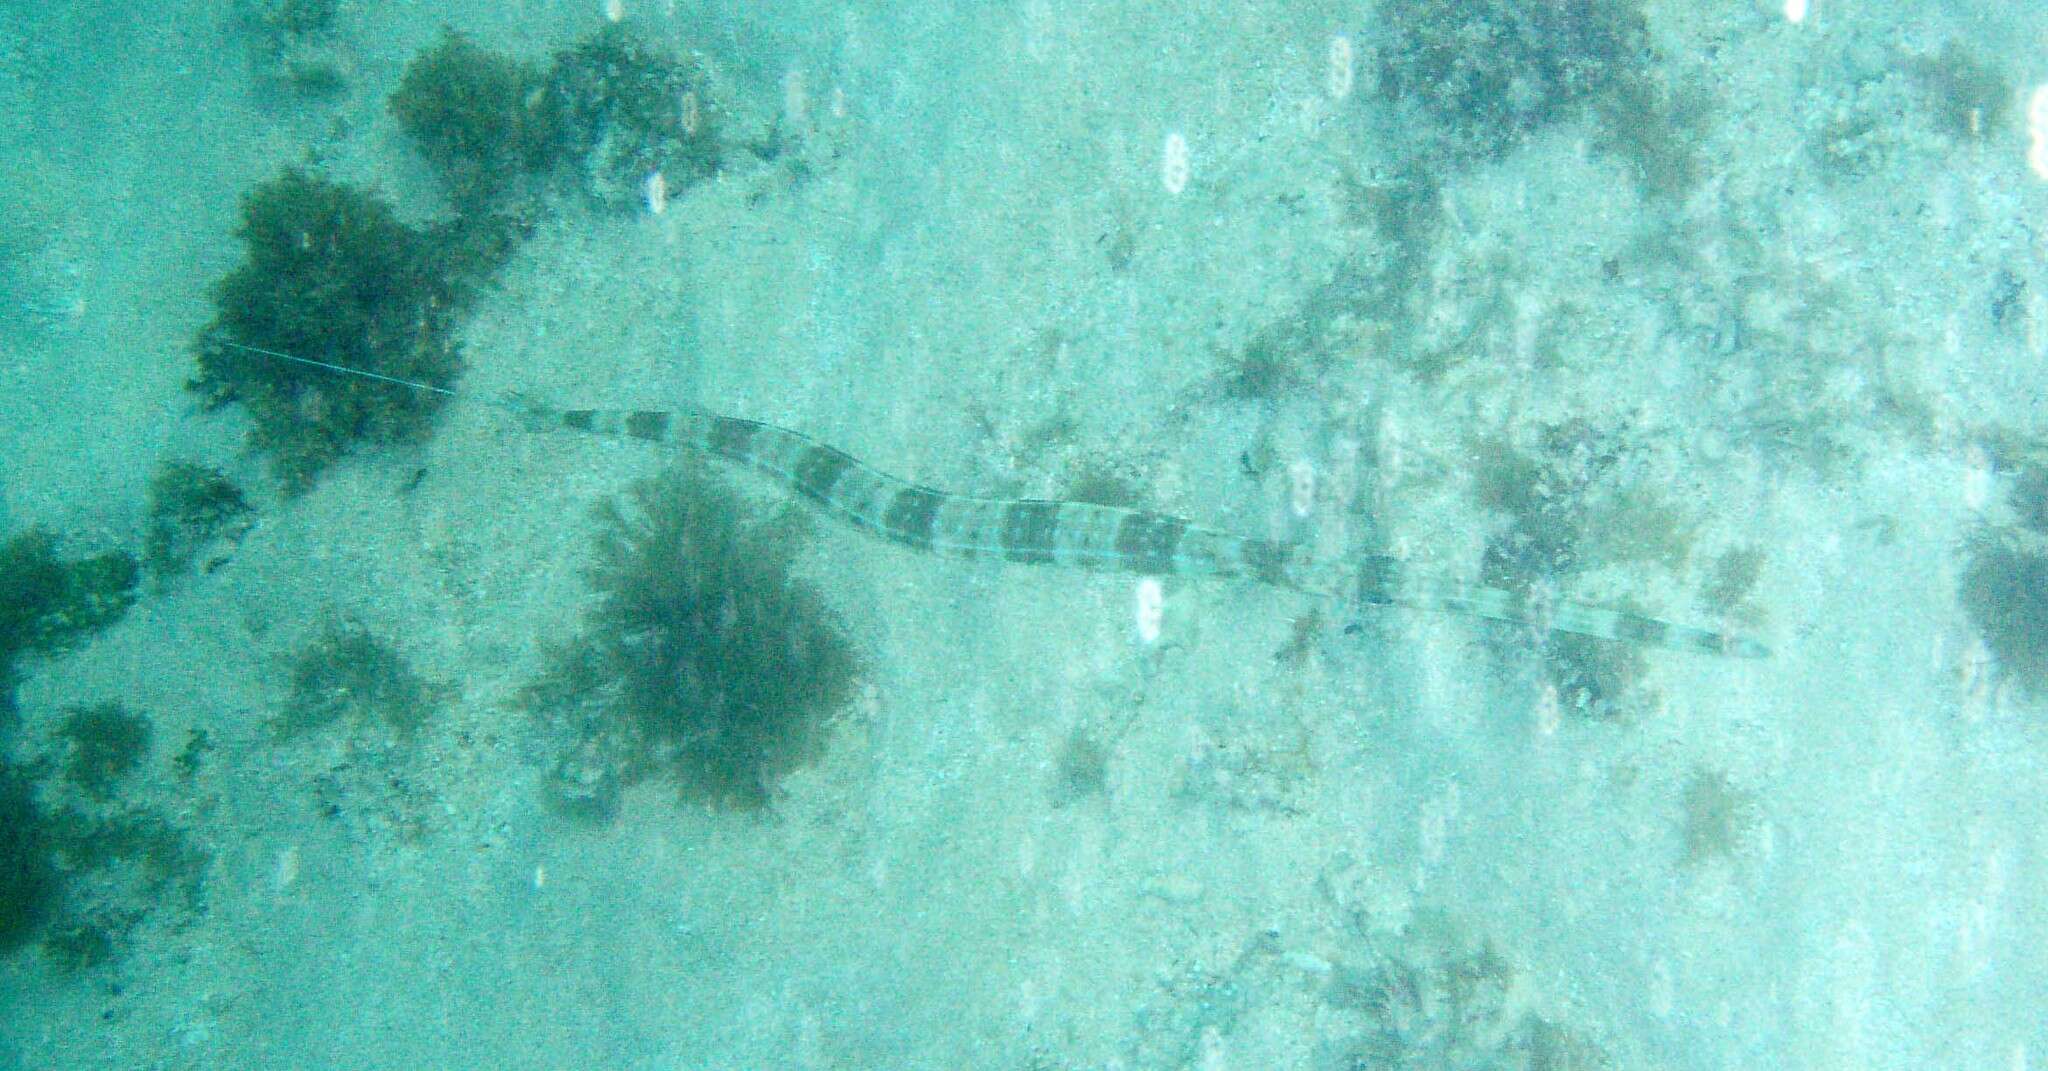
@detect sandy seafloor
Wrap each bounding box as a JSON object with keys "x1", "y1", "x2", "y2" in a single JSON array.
[{"x1": 2, "y1": 0, "x2": 2046, "y2": 1067}]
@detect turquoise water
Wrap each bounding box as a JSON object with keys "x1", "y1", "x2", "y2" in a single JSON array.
[{"x1": 2, "y1": 1, "x2": 2043, "y2": 1067}]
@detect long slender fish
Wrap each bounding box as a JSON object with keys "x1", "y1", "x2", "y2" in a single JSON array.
[
  {"x1": 218, "y1": 341, "x2": 1768, "y2": 658},
  {"x1": 527, "y1": 401, "x2": 1770, "y2": 659}
]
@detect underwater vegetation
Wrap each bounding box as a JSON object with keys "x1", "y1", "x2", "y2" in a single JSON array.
[
  {"x1": 1909, "y1": 42, "x2": 2014, "y2": 143},
  {"x1": 275, "y1": 618, "x2": 445, "y2": 740},
  {"x1": 33, "y1": 807, "x2": 204, "y2": 971},
  {"x1": 2012, "y1": 460, "x2": 2048, "y2": 535},
  {"x1": 1, "y1": 705, "x2": 207, "y2": 969},
  {"x1": 265, "y1": 622, "x2": 449, "y2": 843},
  {"x1": 1316, "y1": 916, "x2": 1611, "y2": 1070},
  {"x1": 388, "y1": 29, "x2": 559, "y2": 210},
  {"x1": 1701, "y1": 545, "x2": 1765, "y2": 618},
  {"x1": 258, "y1": 620, "x2": 450, "y2": 846},
  {"x1": 0, "y1": 529, "x2": 139, "y2": 660},
  {"x1": 57, "y1": 702, "x2": 152, "y2": 802},
  {"x1": 545, "y1": 21, "x2": 723, "y2": 206},
  {"x1": 0, "y1": 766, "x2": 56, "y2": 953},
  {"x1": 1, "y1": 528, "x2": 139, "y2": 723},
  {"x1": 1955, "y1": 453, "x2": 2048, "y2": 698},
  {"x1": 1679, "y1": 767, "x2": 1759, "y2": 868},
  {"x1": 204, "y1": 22, "x2": 757, "y2": 488},
  {"x1": 143, "y1": 461, "x2": 253, "y2": 580},
  {"x1": 1470, "y1": 425, "x2": 1671, "y2": 718},
  {"x1": 235, "y1": 0, "x2": 336, "y2": 38},
  {"x1": 1807, "y1": 41, "x2": 2016, "y2": 184},
  {"x1": 1375, "y1": 0, "x2": 1651, "y2": 163},
  {"x1": 233, "y1": 0, "x2": 347, "y2": 97},
  {"x1": 206, "y1": 23, "x2": 729, "y2": 490},
  {"x1": 523, "y1": 466, "x2": 861, "y2": 818},
  {"x1": 188, "y1": 168, "x2": 516, "y2": 491},
  {"x1": 1049, "y1": 724, "x2": 1111, "y2": 808},
  {"x1": 1960, "y1": 530, "x2": 2048, "y2": 698},
  {"x1": 390, "y1": 22, "x2": 721, "y2": 212},
  {"x1": 1215, "y1": 171, "x2": 1441, "y2": 396}
]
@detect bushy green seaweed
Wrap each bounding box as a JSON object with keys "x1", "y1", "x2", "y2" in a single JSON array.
[
  {"x1": 524, "y1": 466, "x2": 861, "y2": 817},
  {"x1": 2, "y1": 528, "x2": 140, "y2": 721},
  {"x1": 189, "y1": 169, "x2": 514, "y2": 491},
  {"x1": 389, "y1": 29, "x2": 559, "y2": 209},
  {"x1": 58, "y1": 702, "x2": 152, "y2": 801},
  {"x1": 1911, "y1": 42, "x2": 2013, "y2": 142},
  {"x1": 543, "y1": 21, "x2": 721, "y2": 206},
  {"x1": 1376, "y1": 0, "x2": 1651, "y2": 162},
  {"x1": 1592, "y1": 75, "x2": 1708, "y2": 200},
  {"x1": 33, "y1": 805, "x2": 206, "y2": 970},
  {"x1": 40, "y1": 915, "x2": 129, "y2": 971},
  {"x1": 2011, "y1": 460, "x2": 2048, "y2": 535},
  {"x1": 1680, "y1": 767, "x2": 1758, "y2": 867},
  {"x1": 234, "y1": 0, "x2": 347, "y2": 96},
  {"x1": 1959, "y1": 530, "x2": 2048, "y2": 696},
  {"x1": 0, "y1": 750, "x2": 206, "y2": 968},
  {"x1": 1049, "y1": 725, "x2": 1110, "y2": 808},
  {"x1": 1809, "y1": 105, "x2": 1895, "y2": 182},
  {"x1": 1702, "y1": 544, "x2": 1765, "y2": 616},
  {"x1": 143, "y1": 461, "x2": 253, "y2": 578},
  {"x1": 0, "y1": 547, "x2": 200, "y2": 965},
  {"x1": 0, "y1": 766, "x2": 57, "y2": 953},
  {"x1": 389, "y1": 22, "x2": 721, "y2": 212},
  {"x1": 19, "y1": 689, "x2": 203, "y2": 970},
  {"x1": 276, "y1": 618, "x2": 443, "y2": 739},
  {"x1": 0, "y1": 528, "x2": 140, "y2": 659},
  {"x1": 1319, "y1": 923, "x2": 1611, "y2": 1069}
]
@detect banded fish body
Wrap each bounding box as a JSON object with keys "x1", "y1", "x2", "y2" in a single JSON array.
[{"x1": 532, "y1": 402, "x2": 1770, "y2": 660}]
